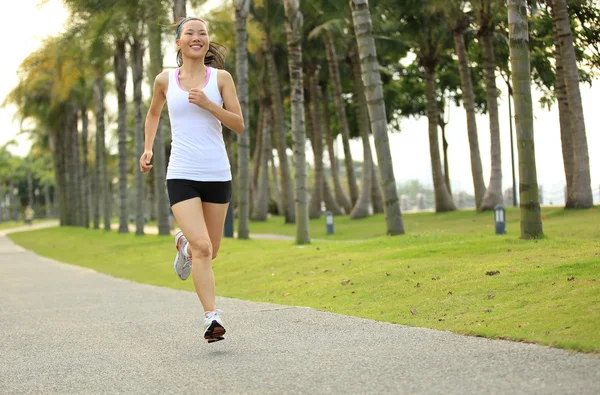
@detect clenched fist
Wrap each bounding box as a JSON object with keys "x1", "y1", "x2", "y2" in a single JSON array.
[
  {"x1": 139, "y1": 150, "x2": 153, "y2": 173},
  {"x1": 188, "y1": 88, "x2": 213, "y2": 110}
]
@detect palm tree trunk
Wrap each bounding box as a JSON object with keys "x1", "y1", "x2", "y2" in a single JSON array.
[
  {"x1": 479, "y1": 31, "x2": 503, "y2": 210},
  {"x1": 370, "y1": 160, "x2": 384, "y2": 213},
  {"x1": 44, "y1": 182, "x2": 51, "y2": 219},
  {"x1": 131, "y1": 34, "x2": 145, "y2": 236},
  {"x1": 507, "y1": 0, "x2": 543, "y2": 239},
  {"x1": 325, "y1": 30, "x2": 359, "y2": 205},
  {"x1": 551, "y1": 0, "x2": 593, "y2": 208},
  {"x1": 265, "y1": 37, "x2": 295, "y2": 223},
  {"x1": 322, "y1": 175, "x2": 343, "y2": 215},
  {"x1": 173, "y1": 0, "x2": 186, "y2": 20},
  {"x1": 439, "y1": 116, "x2": 452, "y2": 197},
  {"x1": 252, "y1": 104, "x2": 271, "y2": 221},
  {"x1": 307, "y1": 68, "x2": 324, "y2": 219},
  {"x1": 93, "y1": 73, "x2": 111, "y2": 232},
  {"x1": 80, "y1": 106, "x2": 90, "y2": 228},
  {"x1": 62, "y1": 115, "x2": 73, "y2": 225},
  {"x1": 251, "y1": 101, "x2": 264, "y2": 200},
  {"x1": 149, "y1": 19, "x2": 170, "y2": 235},
  {"x1": 549, "y1": 0, "x2": 575, "y2": 208},
  {"x1": 70, "y1": 102, "x2": 82, "y2": 226},
  {"x1": 348, "y1": 34, "x2": 372, "y2": 219},
  {"x1": 27, "y1": 170, "x2": 33, "y2": 208},
  {"x1": 114, "y1": 38, "x2": 129, "y2": 234},
  {"x1": 269, "y1": 146, "x2": 285, "y2": 216},
  {"x1": 350, "y1": 0, "x2": 405, "y2": 235},
  {"x1": 235, "y1": 0, "x2": 251, "y2": 239},
  {"x1": 424, "y1": 67, "x2": 456, "y2": 212},
  {"x1": 49, "y1": 128, "x2": 66, "y2": 225},
  {"x1": 283, "y1": 0, "x2": 310, "y2": 244},
  {"x1": 453, "y1": 31, "x2": 486, "y2": 209},
  {"x1": 322, "y1": 85, "x2": 352, "y2": 213}
]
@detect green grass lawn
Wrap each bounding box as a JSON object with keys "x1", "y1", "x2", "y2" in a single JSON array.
[
  {"x1": 0, "y1": 218, "x2": 55, "y2": 230},
  {"x1": 9, "y1": 206, "x2": 600, "y2": 353}
]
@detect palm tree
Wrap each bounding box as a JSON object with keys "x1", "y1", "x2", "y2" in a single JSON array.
[
  {"x1": 173, "y1": 0, "x2": 186, "y2": 20},
  {"x1": 252, "y1": 101, "x2": 271, "y2": 221},
  {"x1": 149, "y1": 3, "x2": 171, "y2": 236},
  {"x1": 235, "y1": 0, "x2": 251, "y2": 239},
  {"x1": 131, "y1": 26, "x2": 145, "y2": 236},
  {"x1": 321, "y1": 84, "x2": 352, "y2": 213},
  {"x1": 283, "y1": 0, "x2": 310, "y2": 244},
  {"x1": 306, "y1": 67, "x2": 325, "y2": 219},
  {"x1": 473, "y1": 0, "x2": 504, "y2": 210},
  {"x1": 507, "y1": 0, "x2": 543, "y2": 239},
  {"x1": 350, "y1": 0, "x2": 405, "y2": 235},
  {"x1": 323, "y1": 28, "x2": 359, "y2": 206},
  {"x1": 435, "y1": 0, "x2": 486, "y2": 209},
  {"x1": 114, "y1": 36, "x2": 129, "y2": 234},
  {"x1": 348, "y1": 25, "x2": 372, "y2": 219},
  {"x1": 549, "y1": 0, "x2": 593, "y2": 208},
  {"x1": 546, "y1": 0, "x2": 573, "y2": 207}
]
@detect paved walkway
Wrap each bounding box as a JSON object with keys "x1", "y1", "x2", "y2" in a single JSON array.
[{"x1": 1, "y1": 236, "x2": 599, "y2": 394}]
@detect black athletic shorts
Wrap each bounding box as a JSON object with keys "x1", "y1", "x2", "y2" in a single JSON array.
[{"x1": 166, "y1": 179, "x2": 232, "y2": 206}]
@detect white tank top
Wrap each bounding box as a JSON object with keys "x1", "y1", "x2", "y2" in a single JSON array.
[{"x1": 165, "y1": 67, "x2": 232, "y2": 181}]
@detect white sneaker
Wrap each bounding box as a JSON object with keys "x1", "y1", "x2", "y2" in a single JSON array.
[
  {"x1": 204, "y1": 310, "x2": 226, "y2": 343},
  {"x1": 173, "y1": 231, "x2": 192, "y2": 280}
]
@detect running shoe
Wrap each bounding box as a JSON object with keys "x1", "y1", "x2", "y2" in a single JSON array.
[
  {"x1": 173, "y1": 231, "x2": 192, "y2": 280},
  {"x1": 204, "y1": 310, "x2": 226, "y2": 343}
]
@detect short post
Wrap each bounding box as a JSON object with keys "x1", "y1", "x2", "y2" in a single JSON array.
[
  {"x1": 326, "y1": 211, "x2": 334, "y2": 235},
  {"x1": 223, "y1": 203, "x2": 234, "y2": 238},
  {"x1": 494, "y1": 204, "x2": 506, "y2": 235}
]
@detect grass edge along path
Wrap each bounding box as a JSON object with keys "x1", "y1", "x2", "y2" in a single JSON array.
[{"x1": 7, "y1": 207, "x2": 600, "y2": 354}]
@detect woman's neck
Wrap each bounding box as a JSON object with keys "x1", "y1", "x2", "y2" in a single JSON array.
[{"x1": 180, "y1": 58, "x2": 207, "y2": 74}]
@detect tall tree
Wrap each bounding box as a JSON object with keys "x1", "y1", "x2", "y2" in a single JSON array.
[
  {"x1": 283, "y1": 0, "x2": 310, "y2": 244},
  {"x1": 474, "y1": 0, "x2": 504, "y2": 210},
  {"x1": 307, "y1": 67, "x2": 325, "y2": 219},
  {"x1": 324, "y1": 29, "x2": 360, "y2": 206},
  {"x1": 322, "y1": 84, "x2": 352, "y2": 213},
  {"x1": 550, "y1": 0, "x2": 593, "y2": 208},
  {"x1": 547, "y1": 0, "x2": 574, "y2": 208},
  {"x1": 437, "y1": 0, "x2": 487, "y2": 209},
  {"x1": 114, "y1": 37, "x2": 129, "y2": 234},
  {"x1": 350, "y1": 0, "x2": 405, "y2": 235},
  {"x1": 235, "y1": 0, "x2": 251, "y2": 239},
  {"x1": 507, "y1": 0, "x2": 543, "y2": 238},
  {"x1": 265, "y1": 37, "x2": 296, "y2": 223},
  {"x1": 131, "y1": 27, "x2": 145, "y2": 236},
  {"x1": 149, "y1": 5, "x2": 171, "y2": 236},
  {"x1": 173, "y1": 0, "x2": 186, "y2": 21}
]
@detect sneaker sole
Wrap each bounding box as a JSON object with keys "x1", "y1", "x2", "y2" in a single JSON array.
[
  {"x1": 204, "y1": 321, "x2": 226, "y2": 342},
  {"x1": 173, "y1": 254, "x2": 191, "y2": 280}
]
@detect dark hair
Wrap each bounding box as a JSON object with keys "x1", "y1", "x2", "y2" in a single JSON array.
[{"x1": 172, "y1": 17, "x2": 227, "y2": 69}]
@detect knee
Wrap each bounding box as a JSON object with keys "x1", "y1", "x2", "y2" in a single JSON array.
[
  {"x1": 189, "y1": 238, "x2": 212, "y2": 259},
  {"x1": 211, "y1": 244, "x2": 221, "y2": 260}
]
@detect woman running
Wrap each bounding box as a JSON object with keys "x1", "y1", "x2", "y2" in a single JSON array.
[{"x1": 139, "y1": 16, "x2": 244, "y2": 344}]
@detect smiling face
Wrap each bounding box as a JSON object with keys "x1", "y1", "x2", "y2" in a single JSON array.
[{"x1": 176, "y1": 19, "x2": 210, "y2": 60}]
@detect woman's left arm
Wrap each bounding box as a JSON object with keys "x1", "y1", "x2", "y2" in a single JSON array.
[{"x1": 192, "y1": 70, "x2": 244, "y2": 134}]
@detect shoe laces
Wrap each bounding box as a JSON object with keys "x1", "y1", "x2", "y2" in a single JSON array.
[{"x1": 205, "y1": 309, "x2": 223, "y2": 322}]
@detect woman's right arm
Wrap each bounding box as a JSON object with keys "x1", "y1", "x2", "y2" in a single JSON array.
[
  {"x1": 144, "y1": 72, "x2": 168, "y2": 151},
  {"x1": 140, "y1": 72, "x2": 168, "y2": 173}
]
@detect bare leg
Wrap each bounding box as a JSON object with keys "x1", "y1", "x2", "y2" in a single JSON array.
[
  {"x1": 201, "y1": 202, "x2": 230, "y2": 261},
  {"x1": 171, "y1": 198, "x2": 216, "y2": 313}
]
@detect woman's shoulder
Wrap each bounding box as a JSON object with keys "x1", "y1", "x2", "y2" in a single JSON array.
[{"x1": 215, "y1": 68, "x2": 234, "y2": 85}]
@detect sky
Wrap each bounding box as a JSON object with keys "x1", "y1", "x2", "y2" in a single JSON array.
[{"x1": 1, "y1": 0, "x2": 598, "y2": 205}]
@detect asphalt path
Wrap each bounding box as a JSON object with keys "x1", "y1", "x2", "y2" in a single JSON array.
[{"x1": 1, "y1": 235, "x2": 598, "y2": 394}]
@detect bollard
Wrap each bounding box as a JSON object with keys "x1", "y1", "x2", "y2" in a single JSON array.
[
  {"x1": 494, "y1": 204, "x2": 506, "y2": 235},
  {"x1": 326, "y1": 211, "x2": 334, "y2": 235},
  {"x1": 223, "y1": 204, "x2": 234, "y2": 238}
]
